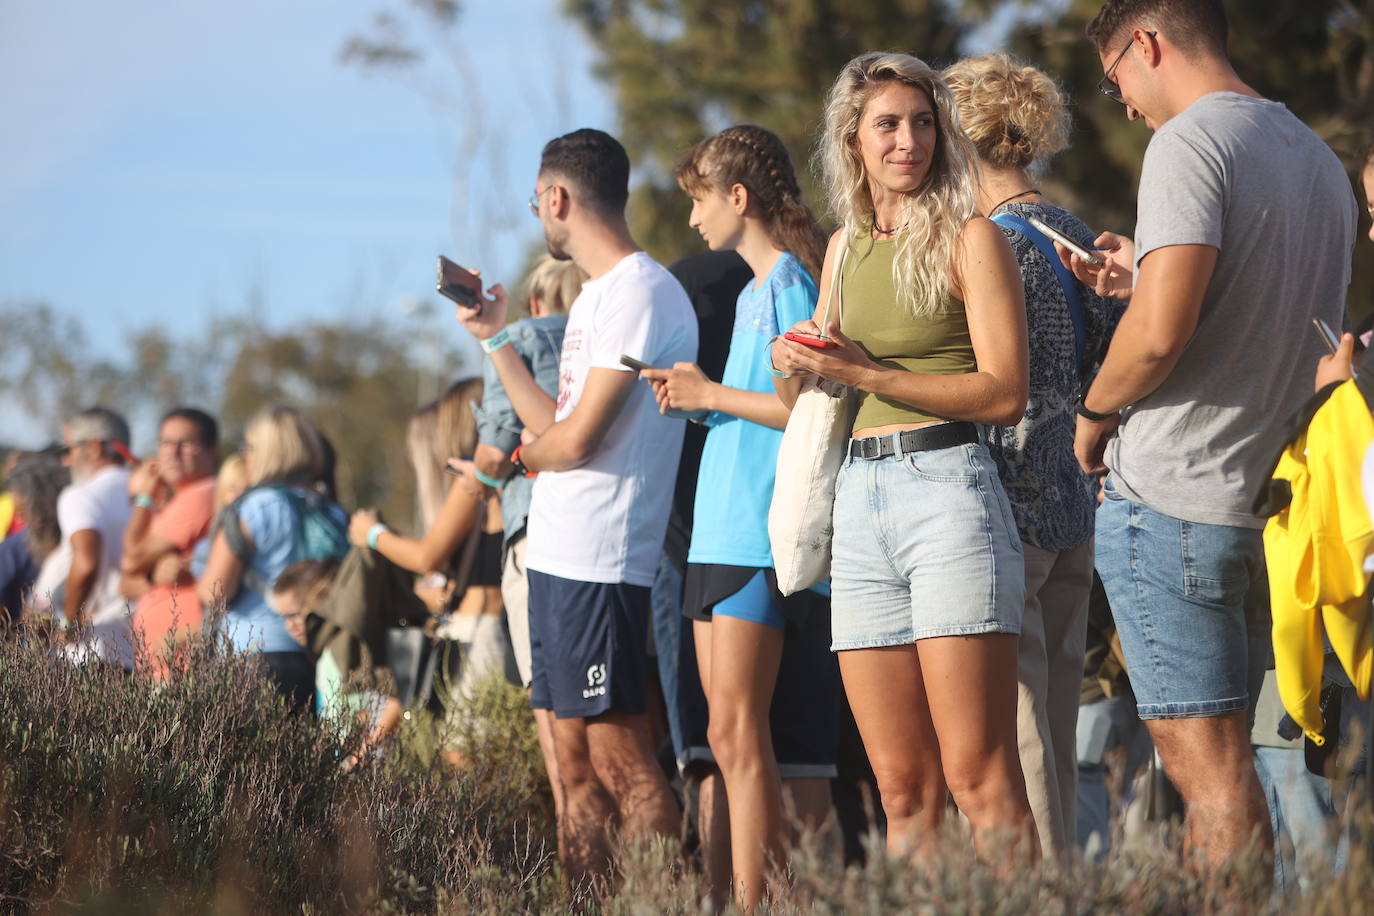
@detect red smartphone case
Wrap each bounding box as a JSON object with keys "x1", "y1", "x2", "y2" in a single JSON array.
[{"x1": 783, "y1": 331, "x2": 838, "y2": 349}]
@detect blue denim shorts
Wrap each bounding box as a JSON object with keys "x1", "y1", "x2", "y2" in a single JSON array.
[
  {"x1": 1096, "y1": 475, "x2": 1270, "y2": 720},
  {"x1": 830, "y1": 438, "x2": 1025, "y2": 649}
]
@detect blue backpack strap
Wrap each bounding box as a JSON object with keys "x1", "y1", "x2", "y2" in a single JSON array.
[{"x1": 991, "y1": 211, "x2": 1088, "y2": 377}]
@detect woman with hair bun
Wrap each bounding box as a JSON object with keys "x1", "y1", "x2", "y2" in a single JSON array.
[
  {"x1": 771, "y1": 52, "x2": 1033, "y2": 859},
  {"x1": 944, "y1": 53, "x2": 1124, "y2": 858}
]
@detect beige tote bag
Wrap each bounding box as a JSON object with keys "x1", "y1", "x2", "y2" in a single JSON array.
[{"x1": 769, "y1": 246, "x2": 856, "y2": 595}]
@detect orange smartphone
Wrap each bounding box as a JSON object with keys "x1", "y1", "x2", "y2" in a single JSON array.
[
  {"x1": 436, "y1": 255, "x2": 482, "y2": 311},
  {"x1": 783, "y1": 331, "x2": 838, "y2": 349}
]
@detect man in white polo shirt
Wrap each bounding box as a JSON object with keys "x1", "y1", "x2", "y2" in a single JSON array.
[{"x1": 456, "y1": 128, "x2": 697, "y2": 886}]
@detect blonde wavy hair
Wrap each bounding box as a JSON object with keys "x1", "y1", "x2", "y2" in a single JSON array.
[
  {"x1": 943, "y1": 54, "x2": 1070, "y2": 172},
  {"x1": 818, "y1": 52, "x2": 977, "y2": 318},
  {"x1": 524, "y1": 255, "x2": 587, "y2": 316}
]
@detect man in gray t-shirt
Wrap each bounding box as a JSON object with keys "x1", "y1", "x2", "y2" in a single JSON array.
[{"x1": 1069, "y1": 1, "x2": 1356, "y2": 870}]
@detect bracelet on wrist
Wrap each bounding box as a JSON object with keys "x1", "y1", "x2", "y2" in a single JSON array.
[
  {"x1": 472, "y1": 467, "x2": 505, "y2": 489},
  {"x1": 1074, "y1": 392, "x2": 1116, "y2": 423},
  {"x1": 481, "y1": 327, "x2": 512, "y2": 354},
  {"x1": 510, "y1": 445, "x2": 537, "y2": 479},
  {"x1": 132, "y1": 493, "x2": 155, "y2": 511},
  {"x1": 366, "y1": 523, "x2": 388, "y2": 551},
  {"x1": 764, "y1": 336, "x2": 791, "y2": 379}
]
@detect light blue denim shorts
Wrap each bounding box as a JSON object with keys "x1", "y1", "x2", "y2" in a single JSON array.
[
  {"x1": 1096, "y1": 475, "x2": 1269, "y2": 720},
  {"x1": 829, "y1": 436, "x2": 1025, "y2": 650}
]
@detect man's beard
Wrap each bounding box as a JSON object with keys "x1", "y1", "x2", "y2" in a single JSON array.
[{"x1": 544, "y1": 229, "x2": 572, "y2": 261}]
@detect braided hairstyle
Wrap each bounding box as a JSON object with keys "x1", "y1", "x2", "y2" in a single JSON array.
[{"x1": 674, "y1": 125, "x2": 827, "y2": 281}]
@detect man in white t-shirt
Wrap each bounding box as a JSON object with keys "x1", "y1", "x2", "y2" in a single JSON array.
[
  {"x1": 455, "y1": 128, "x2": 697, "y2": 886},
  {"x1": 57, "y1": 407, "x2": 135, "y2": 668}
]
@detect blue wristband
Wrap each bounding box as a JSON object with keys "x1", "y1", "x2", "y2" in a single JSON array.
[
  {"x1": 366, "y1": 523, "x2": 388, "y2": 551},
  {"x1": 133, "y1": 493, "x2": 155, "y2": 510},
  {"x1": 481, "y1": 327, "x2": 512, "y2": 353},
  {"x1": 472, "y1": 467, "x2": 504, "y2": 489}
]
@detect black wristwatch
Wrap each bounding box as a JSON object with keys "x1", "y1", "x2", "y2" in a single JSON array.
[{"x1": 1074, "y1": 391, "x2": 1117, "y2": 422}]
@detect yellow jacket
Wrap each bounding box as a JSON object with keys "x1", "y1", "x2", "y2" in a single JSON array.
[{"x1": 1262, "y1": 379, "x2": 1374, "y2": 744}]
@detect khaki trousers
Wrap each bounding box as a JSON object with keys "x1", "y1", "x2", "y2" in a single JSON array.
[{"x1": 1015, "y1": 538, "x2": 1094, "y2": 858}]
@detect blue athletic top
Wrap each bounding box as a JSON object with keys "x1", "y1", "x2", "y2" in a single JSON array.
[{"x1": 687, "y1": 251, "x2": 817, "y2": 569}]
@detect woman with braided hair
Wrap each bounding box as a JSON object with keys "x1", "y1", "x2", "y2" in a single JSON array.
[{"x1": 642, "y1": 124, "x2": 838, "y2": 910}]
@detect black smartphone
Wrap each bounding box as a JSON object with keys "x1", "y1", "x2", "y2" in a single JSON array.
[
  {"x1": 437, "y1": 255, "x2": 482, "y2": 311},
  {"x1": 619, "y1": 354, "x2": 654, "y2": 372}
]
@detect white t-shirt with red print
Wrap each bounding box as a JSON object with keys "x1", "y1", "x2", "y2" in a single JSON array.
[{"x1": 525, "y1": 252, "x2": 698, "y2": 587}]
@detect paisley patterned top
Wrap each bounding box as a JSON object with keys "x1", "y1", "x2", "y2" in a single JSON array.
[{"x1": 986, "y1": 201, "x2": 1126, "y2": 552}]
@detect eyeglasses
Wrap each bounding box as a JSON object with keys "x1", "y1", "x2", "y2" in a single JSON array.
[
  {"x1": 1098, "y1": 31, "x2": 1156, "y2": 104},
  {"x1": 158, "y1": 438, "x2": 205, "y2": 453},
  {"x1": 528, "y1": 185, "x2": 557, "y2": 217}
]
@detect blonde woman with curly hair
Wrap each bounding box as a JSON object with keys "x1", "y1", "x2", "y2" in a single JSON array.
[
  {"x1": 772, "y1": 51, "x2": 1034, "y2": 859},
  {"x1": 944, "y1": 53, "x2": 1125, "y2": 858}
]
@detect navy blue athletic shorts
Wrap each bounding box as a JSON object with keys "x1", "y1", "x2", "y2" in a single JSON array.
[{"x1": 527, "y1": 568, "x2": 652, "y2": 719}]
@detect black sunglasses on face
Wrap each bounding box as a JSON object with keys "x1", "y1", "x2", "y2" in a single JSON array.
[{"x1": 1098, "y1": 31, "x2": 1156, "y2": 104}]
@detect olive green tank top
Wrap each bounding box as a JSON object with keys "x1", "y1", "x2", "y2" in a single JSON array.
[{"x1": 838, "y1": 235, "x2": 976, "y2": 431}]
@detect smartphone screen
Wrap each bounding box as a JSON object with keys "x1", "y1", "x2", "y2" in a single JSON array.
[{"x1": 437, "y1": 256, "x2": 482, "y2": 310}]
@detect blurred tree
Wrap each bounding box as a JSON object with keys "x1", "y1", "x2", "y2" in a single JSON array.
[
  {"x1": 0, "y1": 300, "x2": 447, "y2": 532},
  {"x1": 340, "y1": 0, "x2": 541, "y2": 282},
  {"x1": 563, "y1": 0, "x2": 975, "y2": 261},
  {"x1": 964, "y1": 0, "x2": 1374, "y2": 311}
]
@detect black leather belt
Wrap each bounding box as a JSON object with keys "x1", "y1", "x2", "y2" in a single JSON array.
[{"x1": 848, "y1": 421, "x2": 979, "y2": 460}]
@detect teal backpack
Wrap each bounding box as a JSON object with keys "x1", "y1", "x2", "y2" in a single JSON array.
[{"x1": 220, "y1": 484, "x2": 349, "y2": 593}]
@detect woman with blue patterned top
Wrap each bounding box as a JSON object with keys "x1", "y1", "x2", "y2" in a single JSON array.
[{"x1": 945, "y1": 53, "x2": 1126, "y2": 859}]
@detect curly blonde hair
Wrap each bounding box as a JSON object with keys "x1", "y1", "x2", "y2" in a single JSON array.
[
  {"x1": 943, "y1": 54, "x2": 1070, "y2": 171},
  {"x1": 817, "y1": 52, "x2": 977, "y2": 318}
]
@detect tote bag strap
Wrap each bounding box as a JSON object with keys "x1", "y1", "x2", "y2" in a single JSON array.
[{"x1": 817, "y1": 243, "x2": 849, "y2": 339}]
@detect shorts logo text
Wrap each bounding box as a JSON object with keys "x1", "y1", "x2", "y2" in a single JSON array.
[{"x1": 583, "y1": 663, "x2": 607, "y2": 699}]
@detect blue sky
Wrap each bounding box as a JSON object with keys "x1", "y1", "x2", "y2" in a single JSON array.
[{"x1": 1, "y1": 0, "x2": 615, "y2": 444}]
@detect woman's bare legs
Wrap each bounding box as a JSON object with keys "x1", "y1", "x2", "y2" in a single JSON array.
[
  {"x1": 695, "y1": 616, "x2": 787, "y2": 911},
  {"x1": 840, "y1": 634, "x2": 1035, "y2": 860}
]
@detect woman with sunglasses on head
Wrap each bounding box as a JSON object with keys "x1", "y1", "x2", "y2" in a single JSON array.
[
  {"x1": 643, "y1": 124, "x2": 837, "y2": 910},
  {"x1": 943, "y1": 53, "x2": 1125, "y2": 859},
  {"x1": 771, "y1": 52, "x2": 1034, "y2": 860}
]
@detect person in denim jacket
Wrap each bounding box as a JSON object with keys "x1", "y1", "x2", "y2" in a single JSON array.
[{"x1": 469, "y1": 254, "x2": 584, "y2": 820}]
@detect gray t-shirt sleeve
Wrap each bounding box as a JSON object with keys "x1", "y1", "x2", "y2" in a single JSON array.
[{"x1": 1134, "y1": 128, "x2": 1225, "y2": 267}]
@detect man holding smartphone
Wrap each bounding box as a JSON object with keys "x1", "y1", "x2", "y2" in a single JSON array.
[
  {"x1": 454, "y1": 128, "x2": 697, "y2": 887},
  {"x1": 1062, "y1": 1, "x2": 1356, "y2": 869}
]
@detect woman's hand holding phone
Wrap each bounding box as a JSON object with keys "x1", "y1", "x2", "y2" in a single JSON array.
[
  {"x1": 1054, "y1": 230, "x2": 1135, "y2": 302},
  {"x1": 775, "y1": 320, "x2": 882, "y2": 389}
]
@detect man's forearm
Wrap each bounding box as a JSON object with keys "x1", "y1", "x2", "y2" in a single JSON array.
[
  {"x1": 520, "y1": 420, "x2": 591, "y2": 473},
  {"x1": 1081, "y1": 308, "x2": 1187, "y2": 415},
  {"x1": 488, "y1": 346, "x2": 557, "y2": 434},
  {"x1": 122, "y1": 506, "x2": 157, "y2": 571},
  {"x1": 65, "y1": 570, "x2": 97, "y2": 627}
]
